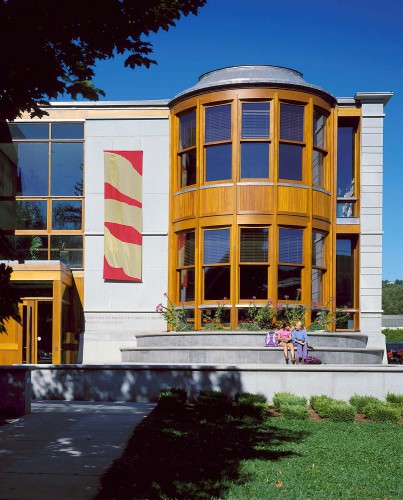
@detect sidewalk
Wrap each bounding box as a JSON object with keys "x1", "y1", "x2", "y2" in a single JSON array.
[{"x1": 0, "y1": 401, "x2": 155, "y2": 500}]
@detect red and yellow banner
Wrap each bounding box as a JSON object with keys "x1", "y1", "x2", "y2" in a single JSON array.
[{"x1": 103, "y1": 151, "x2": 143, "y2": 281}]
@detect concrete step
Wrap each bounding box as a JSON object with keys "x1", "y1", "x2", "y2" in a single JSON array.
[
  {"x1": 135, "y1": 332, "x2": 368, "y2": 349},
  {"x1": 121, "y1": 346, "x2": 383, "y2": 365}
]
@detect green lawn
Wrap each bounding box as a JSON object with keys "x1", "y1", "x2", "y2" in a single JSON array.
[{"x1": 94, "y1": 405, "x2": 403, "y2": 500}]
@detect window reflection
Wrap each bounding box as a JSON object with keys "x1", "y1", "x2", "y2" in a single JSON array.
[
  {"x1": 50, "y1": 235, "x2": 83, "y2": 267},
  {"x1": 241, "y1": 142, "x2": 269, "y2": 178},
  {"x1": 17, "y1": 143, "x2": 49, "y2": 195},
  {"x1": 52, "y1": 123, "x2": 84, "y2": 140},
  {"x1": 52, "y1": 201, "x2": 82, "y2": 230},
  {"x1": 51, "y1": 143, "x2": 83, "y2": 196},
  {"x1": 205, "y1": 144, "x2": 232, "y2": 182},
  {"x1": 279, "y1": 143, "x2": 303, "y2": 181},
  {"x1": 16, "y1": 200, "x2": 47, "y2": 230}
]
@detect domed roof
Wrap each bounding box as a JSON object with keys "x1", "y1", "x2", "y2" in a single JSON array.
[{"x1": 170, "y1": 65, "x2": 335, "y2": 106}]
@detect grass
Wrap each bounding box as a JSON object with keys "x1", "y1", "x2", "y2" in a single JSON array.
[{"x1": 94, "y1": 403, "x2": 402, "y2": 500}]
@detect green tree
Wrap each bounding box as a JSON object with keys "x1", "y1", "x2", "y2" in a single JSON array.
[
  {"x1": 0, "y1": 264, "x2": 22, "y2": 333},
  {"x1": 382, "y1": 280, "x2": 403, "y2": 314},
  {"x1": 0, "y1": 0, "x2": 207, "y2": 121}
]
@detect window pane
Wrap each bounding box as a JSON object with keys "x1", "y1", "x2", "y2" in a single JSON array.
[
  {"x1": 312, "y1": 150, "x2": 324, "y2": 187},
  {"x1": 240, "y1": 265, "x2": 268, "y2": 299},
  {"x1": 241, "y1": 142, "x2": 269, "y2": 178},
  {"x1": 179, "y1": 111, "x2": 196, "y2": 150},
  {"x1": 0, "y1": 200, "x2": 16, "y2": 229},
  {"x1": 52, "y1": 200, "x2": 82, "y2": 230},
  {"x1": 337, "y1": 201, "x2": 354, "y2": 218},
  {"x1": 204, "y1": 229, "x2": 230, "y2": 264},
  {"x1": 336, "y1": 238, "x2": 354, "y2": 307},
  {"x1": 205, "y1": 144, "x2": 232, "y2": 182},
  {"x1": 240, "y1": 228, "x2": 268, "y2": 262},
  {"x1": 0, "y1": 144, "x2": 18, "y2": 196},
  {"x1": 16, "y1": 235, "x2": 48, "y2": 261},
  {"x1": 16, "y1": 143, "x2": 49, "y2": 195},
  {"x1": 313, "y1": 110, "x2": 326, "y2": 148},
  {"x1": 278, "y1": 266, "x2": 301, "y2": 299},
  {"x1": 7, "y1": 123, "x2": 49, "y2": 140},
  {"x1": 51, "y1": 143, "x2": 83, "y2": 195},
  {"x1": 50, "y1": 235, "x2": 83, "y2": 267},
  {"x1": 179, "y1": 268, "x2": 195, "y2": 302},
  {"x1": 279, "y1": 143, "x2": 303, "y2": 181},
  {"x1": 178, "y1": 232, "x2": 195, "y2": 267},
  {"x1": 312, "y1": 231, "x2": 325, "y2": 266},
  {"x1": 242, "y1": 102, "x2": 270, "y2": 139},
  {"x1": 204, "y1": 266, "x2": 230, "y2": 300},
  {"x1": 205, "y1": 105, "x2": 231, "y2": 143},
  {"x1": 311, "y1": 268, "x2": 322, "y2": 303},
  {"x1": 280, "y1": 104, "x2": 304, "y2": 141},
  {"x1": 180, "y1": 149, "x2": 196, "y2": 187},
  {"x1": 52, "y1": 123, "x2": 84, "y2": 140},
  {"x1": 279, "y1": 228, "x2": 303, "y2": 264},
  {"x1": 337, "y1": 125, "x2": 355, "y2": 197},
  {"x1": 202, "y1": 307, "x2": 231, "y2": 327},
  {"x1": 16, "y1": 200, "x2": 47, "y2": 230}
]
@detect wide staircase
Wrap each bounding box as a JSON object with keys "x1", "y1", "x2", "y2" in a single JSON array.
[{"x1": 121, "y1": 332, "x2": 385, "y2": 365}]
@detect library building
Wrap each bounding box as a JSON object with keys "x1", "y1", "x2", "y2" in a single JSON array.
[{"x1": 0, "y1": 65, "x2": 392, "y2": 364}]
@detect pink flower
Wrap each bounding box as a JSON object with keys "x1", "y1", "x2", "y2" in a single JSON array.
[
  {"x1": 252, "y1": 296, "x2": 256, "y2": 300},
  {"x1": 284, "y1": 295, "x2": 289, "y2": 300},
  {"x1": 223, "y1": 297, "x2": 228, "y2": 300},
  {"x1": 297, "y1": 288, "x2": 302, "y2": 292},
  {"x1": 163, "y1": 292, "x2": 167, "y2": 297},
  {"x1": 268, "y1": 299, "x2": 273, "y2": 304},
  {"x1": 331, "y1": 296, "x2": 335, "y2": 301},
  {"x1": 311, "y1": 301, "x2": 319, "y2": 308}
]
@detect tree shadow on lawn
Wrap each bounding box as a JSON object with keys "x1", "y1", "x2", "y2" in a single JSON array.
[{"x1": 94, "y1": 404, "x2": 308, "y2": 500}]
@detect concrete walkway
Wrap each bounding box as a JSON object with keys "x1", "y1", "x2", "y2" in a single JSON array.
[{"x1": 0, "y1": 401, "x2": 156, "y2": 500}]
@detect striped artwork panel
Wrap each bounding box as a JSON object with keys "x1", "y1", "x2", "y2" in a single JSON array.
[{"x1": 103, "y1": 151, "x2": 143, "y2": 281}]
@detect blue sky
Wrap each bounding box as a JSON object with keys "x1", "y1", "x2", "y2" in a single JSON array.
[{"x1": 88, "y1": 0, "x2": 402, "y2": 279}]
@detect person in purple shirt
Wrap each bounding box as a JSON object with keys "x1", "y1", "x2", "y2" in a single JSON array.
[{"x1": 292, "y1": 321, "x2": 308, "y2": 364}]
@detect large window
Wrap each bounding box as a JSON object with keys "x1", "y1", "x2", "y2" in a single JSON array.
[
  {"x1": 240, "y1": 102, "x2": 270, "y2": 179},
  {"x1": 239, "y1": 227, "x2": 269, "y2": 299},
  {"x1": 177, "y1": 231, "x2": 195, "y2": 302},
  {"x1": 279, "y1": 103, "x2": 305, "y2": 181},
  {"x1": 337, "y1": 120, "x2": 358, "y2": 217},
  {"x1": 178, "y1": 110, "x2": 197, "y2": 188},
  {"x1": 204, "y1": 105, "x2": 232, "y2": 182},
  {"x1": 336, "y1": 237, "x2": 356, "y2": 308},
  {"x1": 278, "y1": 228, "x2": 303, "y2": 299},
  {"x1": 203, "y1": 228, "x2": 230, "y2": 300},
  {"x1": 312, "y1": 231, "x2": 326, "y2": 303},
  {"x1": 0, "y1": 122, "x2": 84, "y2": 267},
  {"x1": 312, "y1": 109, "x2": 327, "y2": 188}
]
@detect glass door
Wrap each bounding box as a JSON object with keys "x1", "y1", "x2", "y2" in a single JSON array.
[{"x1": 22, "y1": 299, "x2": 53, "y2": 363}]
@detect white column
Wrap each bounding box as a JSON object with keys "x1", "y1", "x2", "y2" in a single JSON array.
[{"x1": 355, "y1": 92, "x2": 392, "y2": 352}]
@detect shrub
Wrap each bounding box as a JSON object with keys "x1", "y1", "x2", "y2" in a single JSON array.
[
  {"x1": 235, "y1": 392, "x2": 268, "y2": 420},
  {"x1": 385, "y1": 393, "x2": 403, "y2": 407},
  {"x1": 328, "y1": 402, "x2": 356, "y2": 422},
  {"x1": 281, "y1": 403, "x2": 310, "y2": 420},
  {"x1": 363, "y1": 402, "x2": 401, "y2": 423},
  {"x1": 349, "y1": 395, "x2": 381, "y2": 413},
  {"x1": 310, "y1": 395, "x2": 335, "y2": 418},
  {"x1": 158, "y1": 388, "x2": 187, "y2": 410},
  {"x1": 382, "y1": 328, "x2": 403, "y2": 342},
  {"x1": 272, "y1": 392, "x2": 307, "y2": 411},
  {"x1": 196, "y1": 390, "x2": 232, "y2": 419}
]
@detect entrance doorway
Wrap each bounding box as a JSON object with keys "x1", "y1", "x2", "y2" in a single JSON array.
[{"x1": 21, "y1": 300, "x2": 54, "y2": 364}]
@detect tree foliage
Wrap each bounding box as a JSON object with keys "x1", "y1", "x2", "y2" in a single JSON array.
[
  {"x1": 0, "y1": 264, "x2": 22, "y2": 333},
  {"x1": 0, "y1": 0, "x2": 207, "y2": 121},
  {"x1": 382, "y1": 280, "x2": 403, "y2": 315}
]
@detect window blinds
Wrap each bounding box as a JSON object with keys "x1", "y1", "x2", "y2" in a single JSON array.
[
  {"x1": 179, "y1": 111, "x2": 196, "y2": 150},
  {"x1": 204, "y1": 229, "x2": 230, "y2": 264},
  {"x1": 280, "y1": 104, "x2": 304, "y2": 142},
  {"x1": 205, "y1": 105, "x2": 231, "y2": 143},
  {"x1": 240, "y1": 228, "x2": 269, "y2": 262},
  {"x1": 279, "y1": 228, "x2": 303, "y2": 264},
  {"x1": 242, "y1": 103, "x2": 270, "y2": 139}
]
